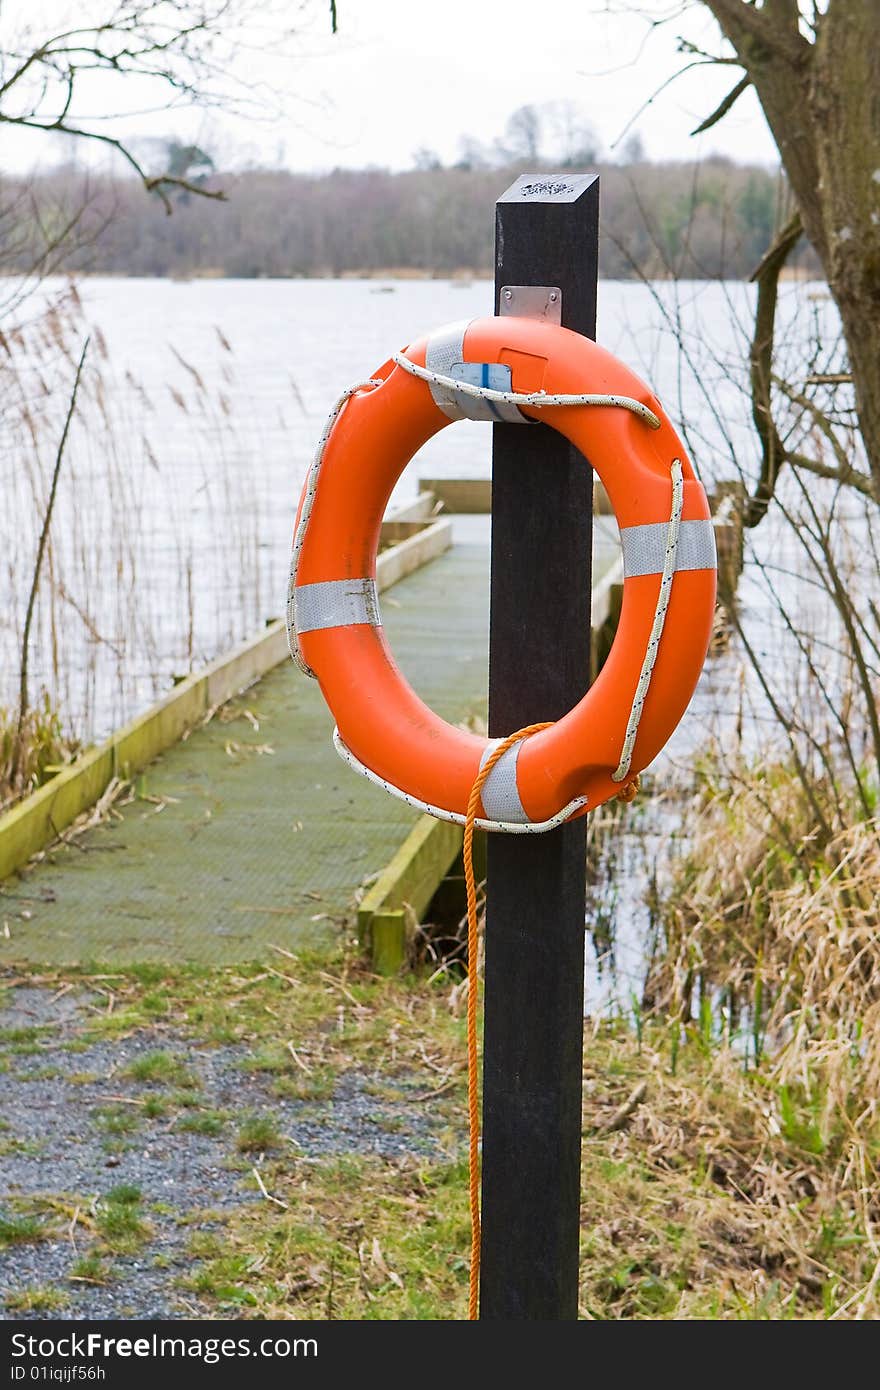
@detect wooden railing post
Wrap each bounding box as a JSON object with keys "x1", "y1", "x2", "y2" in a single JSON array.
[{"x1": 479, "y1": 172, "x2": 599, "y2": 1320}]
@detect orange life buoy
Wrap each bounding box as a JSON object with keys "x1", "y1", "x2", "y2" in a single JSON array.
[{"x1": 289, "y1": 315, "x2": 716, "y2": 829}]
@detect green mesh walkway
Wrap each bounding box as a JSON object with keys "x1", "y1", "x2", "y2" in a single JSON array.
[
  {"x1": 1, "y1": 530, "x2": 619, "y2": 965},
  {"x1": 0, "y1": 545, "x2": 491, "y2": 965}
]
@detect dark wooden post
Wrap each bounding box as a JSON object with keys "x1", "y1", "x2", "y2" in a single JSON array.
[{"x1": 479, "y1": 172, "x2": 599, "y2": 1320}]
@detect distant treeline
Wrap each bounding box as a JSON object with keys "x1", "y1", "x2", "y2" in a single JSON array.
[{"x1": 2, "y1": 157, "x2": 816, "y2": 281}]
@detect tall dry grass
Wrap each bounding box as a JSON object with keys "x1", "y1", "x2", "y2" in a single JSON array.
[
  {"x1": 653, "y1": 758, "x2": 879, "y2": 1054},
  {"x1": 596, "y1": 249, "x2": 880, "y2": 1312},
  {"x1": 642, "y1": 758, "x2": 880, "y2": 1315},
  {"x1": 0, "y1": 283, "x2": 269, "y2": 807}
]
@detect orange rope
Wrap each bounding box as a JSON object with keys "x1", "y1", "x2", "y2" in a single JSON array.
[
  {"x1": 463, "y1": 735, "x2": 641, "y2": 1320},
  {"x1": 464, "y1": 721, "x2": 554, "y2": 1320}
]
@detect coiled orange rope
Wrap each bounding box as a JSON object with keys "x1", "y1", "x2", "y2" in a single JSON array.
[{"x1": 463, "y1": 731, "x2": 640, "y2": 1320}]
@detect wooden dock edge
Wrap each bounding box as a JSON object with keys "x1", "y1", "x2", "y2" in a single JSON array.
[
  {"x1": 0, "y1": 515, "x2": 453, "y2": 885},
  {"x1": 358, "y1": 816, "x2": 464, "y2": 974}
]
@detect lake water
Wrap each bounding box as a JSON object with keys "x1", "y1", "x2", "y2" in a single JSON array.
[{"x1": 2, "y1": 273, "x2": 863, "y2": 1006}]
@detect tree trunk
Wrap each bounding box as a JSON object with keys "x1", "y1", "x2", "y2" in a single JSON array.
[{"x1": 704, "y1": 0, "x2": 880, "y2": 497}]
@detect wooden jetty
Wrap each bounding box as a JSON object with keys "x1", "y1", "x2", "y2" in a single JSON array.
[{"x1": 0, "y1": 498, "x2": 734, "y2": 969}]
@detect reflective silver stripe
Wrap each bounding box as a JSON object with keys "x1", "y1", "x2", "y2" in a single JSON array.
[
  {"x1": 479, "y1": 740, "x2": 530, "y2": 824},
  {"x1": 294, "y1": 578, "x2": 381, "y2": 634},
  {"x1": 620, "y1": 518, "x2": 717, "y2": 578},
  {"x1": 425, "y1": 321, "x2": 470, "y2": 420},
  {"x1": 425, "y1": 322, "x2": 526, "y2": 424}
]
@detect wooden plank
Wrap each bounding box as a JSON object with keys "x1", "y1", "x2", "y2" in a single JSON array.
[
  {"x1": 369, "y1": 911, "x2": 409, "y2": 975},
  {"x1": 419, "y1": 478, "x2": 492, "y2": 513},
  {"x1": 384, "y1": 492, "x2": 437, "y2": 524},
  {"x1": 480, "y1": 171, "x2": 598, "y2": 1321},
  {"x1": 204, "y1": 624, "x2": 288, "y2": 709},
  {"x1": 373, "y1": 517, "x2": 452, "y2": 589},
  {"x1": 357, "y1": 814, "x2": 463, "y2": 941},
  {"x1": 593, "y1": 478, "x2": 613, "y2": 515},
  {"x1": 591, "y1": 581, "x2": 624, "y2": 679},
  {"x1": 590, "y1": 553, "x2": 624, "y2": 629},
  {"x1": 0, "y1": 746, "x2": 115, "y2": 883},
  {"x1": 113, "y1": 676, "x2": 208, "y2": 779},
  {"x1": 380, "y1": 519, "x2": 431, "y2": 545}
]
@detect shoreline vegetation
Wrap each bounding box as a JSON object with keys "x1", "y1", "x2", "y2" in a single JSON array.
[
  {"x1": 3, "y1": 263, "x2": 818, "y2": 284},
  {"x1": 1, "y1": 154, "x2": 819, "y2": 285},
  {"x1": 2, "y1": 944, "x2": 878, "y2": 1319}
]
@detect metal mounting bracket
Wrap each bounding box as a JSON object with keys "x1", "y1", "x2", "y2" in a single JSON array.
[{"x1": 499, "y1": 285, "x2": 562, "y2": 325}]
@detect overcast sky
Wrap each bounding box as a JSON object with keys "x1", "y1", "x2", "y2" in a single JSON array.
[
  {"x1": 277, "y1": 0, "x2": 779, "y2": 171},
  {"x1": 4, "y1": 0, "x2": 780, "y2": 174}
]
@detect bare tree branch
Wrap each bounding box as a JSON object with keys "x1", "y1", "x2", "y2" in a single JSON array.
[
  {"x1": 691, "y1": 74, "x2": 751, "y2": 135},
  {"x1": 772, "y1": 373, "x2": 875, "y2": 498},
  {"x1": 609, "y1": 58, "x2": 732, "y2": 151},
  {"x1": 785, "y1": 451, "x2": 875, "y2": 499},
  {"x1": 742, "y1": 209, "x2": 802, "y2": 527},
  {"x1": 0, "y1": 114, "x2": 227, "y2": 213}
]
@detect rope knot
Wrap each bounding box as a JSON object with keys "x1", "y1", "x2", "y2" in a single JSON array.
[{"x1": 616, "y1": 773, "x2": 641, "y2": 804}]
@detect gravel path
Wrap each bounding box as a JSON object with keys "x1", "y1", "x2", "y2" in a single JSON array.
[{"x1": 0, "y1": 982, "x2": 446, "y2": 1319}]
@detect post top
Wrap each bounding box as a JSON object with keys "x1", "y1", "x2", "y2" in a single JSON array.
[{"x1": 497, "y1": 172, "x2": 599, "y2": 205}]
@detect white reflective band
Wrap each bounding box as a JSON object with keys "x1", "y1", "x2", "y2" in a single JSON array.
[
  {"x1": 332, "y1": 728, "x2": 588, "y2": 834},
  {"x1": 620, "y1": 518, "x2": 717, "y2": 578},
  {"x1": 425, "y1": 322, "x2": 526, "y2": 424},
  {"x1": 294, "y1": 578, "x2": 381, "y2": 634},
  {"x1": 478, "y1": 739, "x2": 530, "y2": 824},
  {"x1": 286, "y1": 377, "x2": 382, "y2": 676}
]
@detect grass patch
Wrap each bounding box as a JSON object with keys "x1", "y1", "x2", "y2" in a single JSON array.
[
  {"x1": 0, "y1": 1025, "x2": 44, "y2": 1043},
  {"x1": 243, "y1": 1045, "x2": 289, "y2": 1074},
  {"x1": 70, "y1": 1252, "x2": 114, "y2": 1286},
  {"x1": 93, "y1": 1104, "x2": 140, "y2": 1138},
  {"x1": 236, "y1": 1113, "x2": 281, "y2": 1153},
  {"x1": 75, "y1": 1010, "x2": 154, "y2": 1043},
  {"x1": 5, "y1": 1286, "x2": 69, "y2": 1314},
  {"x1": 0, "y1": 1025, "x2": 50, "y2": 1054},
  {"x1": 168, "y1": 1087, "x2": 201, "y2": 1109},
  {"x1": 271, "y1": 1069, "x2": 336, "y2": 1102},
  {"x1": 106, "y1": 1183, "x2": 142, "y2": 1204},
  {"x1": 194, "y1": 1012, "x2": 880, "y2": 1319},
  {"x1": 186, "y1": 1253, "x2": 259, "y2": 1308},
  {"x1": 0, "y1": 1212, "x2": 45, "y2": 1247},
  {"x1": 126, "y1": 964, "x2": 171, "y2": 988},
  {"x1": 187, "y1": 1232, "x2": 225, "y2": 1260},
  {"x1": 94, "y1": 1186, "x2": 150, "y2": 1254},
  {"x1": 178, "y1": 1109, "x2": 229, "y2": 1137},
  {"x1": 185, "y1": 1151, "x2": 468, "y2": 1318},
  {"x1": 124, "y1": 1050, "x2": 198, "y2": 1088},
  {"x1": 0, "y1": 1136, "x2": 46, "y2": 1157},
  {"x1": 141, "y1": 992, "x2": 171, "y2": 1017}
]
